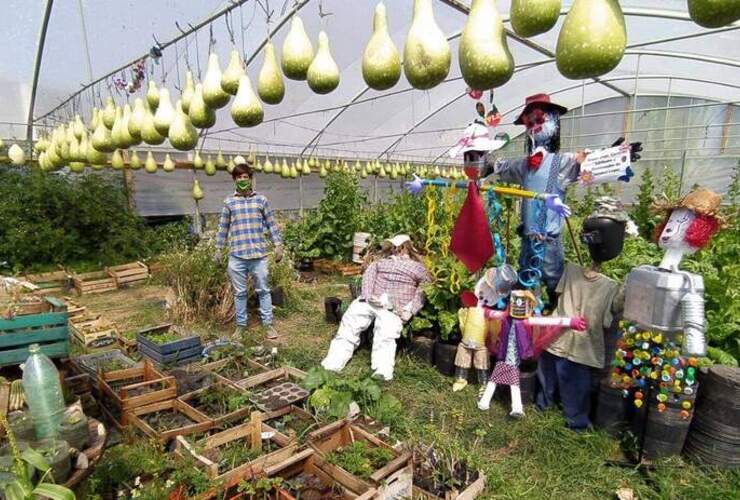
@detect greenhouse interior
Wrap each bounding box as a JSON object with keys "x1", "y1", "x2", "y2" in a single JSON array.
[{"x1": 1, "y1": 0, "x2": 739, "y2": 498}]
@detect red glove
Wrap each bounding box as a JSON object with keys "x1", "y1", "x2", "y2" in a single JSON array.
[{"x1": 570, "y1": 316, "x2": 587, "y2": 331}]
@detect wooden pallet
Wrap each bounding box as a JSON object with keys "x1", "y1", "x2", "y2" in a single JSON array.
[
  {"x1": 70, "y1": 315, "x2": 119, "y2": 349},
  {"x1": 73, "y1": 271, "x2": 117, "y2": 296},
  {"x1": 126, "y1": 398, "x2": 213, "y2": 442},
  {"x1": 0, "y1": 296, "x2": 69, "y2": 367},
  {"x1": 60, "y1": 297, "x2": 87, "y2": 319},
  {"x1": 106, "y1": 261, "x2": 149, "y2": 288},
  {"x1": 308, "y1": 419, "x2": 413, "y2": 498},
  {"x1": 98, "y1": 360, "x2": 177, "y2": 412}
]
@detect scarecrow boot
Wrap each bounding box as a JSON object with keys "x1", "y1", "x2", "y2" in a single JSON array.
[
  {"x1": 476, "y1": 369, "x2": 489, "y2": 398},
  {"x1": 452, "y1": 367, "x2": 469, "y2": 392},
  {"x1": 509, "y1": 384, "x2": 525, "y2": 418},
  {"x1": 478, "y1": 381, "x2": 497, "y2": 411}
]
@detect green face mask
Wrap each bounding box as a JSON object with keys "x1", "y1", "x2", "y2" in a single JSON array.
[{"x1": 235, "y1": 179, "x2": 252, "y2": 192}]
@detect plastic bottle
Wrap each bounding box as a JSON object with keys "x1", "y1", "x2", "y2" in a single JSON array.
[{"x1": 22, "y1": 344, "x2": 66, "y2": 439}]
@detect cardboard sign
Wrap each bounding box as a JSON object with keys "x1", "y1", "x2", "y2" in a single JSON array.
[{"x1": 580, "y1": 144, "x2": 632, "y2": 185}]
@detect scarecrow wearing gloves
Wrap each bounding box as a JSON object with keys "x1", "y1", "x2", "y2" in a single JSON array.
[
  {"x1": 482, "y1": 93, "x2": 642, "y2": 309},
  {"x1": 321, "y1": 235, "x2": 431, "y2": 380}
]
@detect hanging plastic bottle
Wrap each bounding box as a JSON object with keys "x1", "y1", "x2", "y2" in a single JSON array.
[{"x1": 22, "y1": 344, "x2": 66, "y2": 439}]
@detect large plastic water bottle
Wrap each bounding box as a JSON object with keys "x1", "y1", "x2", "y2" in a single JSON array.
[{"x1": 22, "y1": 344, "x2": 66, "y2": 439}]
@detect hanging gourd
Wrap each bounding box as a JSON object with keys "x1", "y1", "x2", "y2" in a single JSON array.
[
  {"x1": 163, "y1": 153, "x2": 176, "y2": 172},
  {"x1": 307, "y1": 31, "x2": 340, "y2": 94},
  {"x1": 144, "y1": 151, "x2": 158, "y2": 173},
  {"x1": 189, "y1": 83, "x2": 217, "y2": 129},
  {"x1": 111, "y1": 149, "x2": 125, "y2": 169},
  {"x1": 102, "y1": 97, "x2": 117, "y2": 129},
  {"x1": 146, "y1": 80, "x2": 160, "y2": 110},
  {"x1": 192, "y1": 178, "x2": 205, "y2": 200},
  {"x1": 181, "y1": 71, "x2": 196, "y2": 113},
  {"x1": 203, "y1": 53, "x2": 231, "y2": 109},
  {"x1": 141, "y1": 102, "x2": 166, "y2": 145},
  {"x1": 129, "y1": 98, "x2": 146, "y2": 142},
  {"x1": 282, "y1": 15, "x2": 314, "y2": 80},
  {"x1": 231, "y1": 75, "x2": 264, "y2": 127},
  {"x1": 91, "y1": 118, "x2": 115, "y2": 152},
  {"x1": 510, "y1": 0, "x2": 561, "y2": 37},
  {"x1": 362, "y1": 2, "x2": 401, "y2": 91},
  {"x1": 205, "y1": 155, "x2": 217, "y2": 175},
  {"x1": 8, "y1": 144, "x2": 26, "y2": 166},
  {"x1": 459, "y1": 0, "x2": 514, "y2": 90},
  {"x1": 556, "y1": 0, "x2": 626, "y2": 79},
  {"x1": 169, "y1": 100, "x2": 199, "y2": 151},
  {"x1": 403, "y1": 0, "x2": 451, "y2": 90},
  {"x1": 129, "y1": 150, "x2": 142, "y2": 169},
  {"x1": 258, "y1": 41, "x2": 285, "y2": 105},
  {"x1": 221, "y1": 48, "x2": 245, "y2": 95},
  {"x1": 193, "y1": 150, "x2": 205, "y2": 169},
  {"x1": 153, "y1": 87, "x2": 176, "y2": 136}
]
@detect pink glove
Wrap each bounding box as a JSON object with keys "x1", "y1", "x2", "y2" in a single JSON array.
[{"x1": 570, "y1": 316, "x2": 587, "y2": 331}]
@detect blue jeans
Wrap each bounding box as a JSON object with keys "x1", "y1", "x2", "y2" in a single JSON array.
[
  {"x1": 518, "y1": 233, "x2": 565, "y2": 291},
  {"x1": 227, "y1": 255, "x2": 272, "y2": 327},
  {"x1": 536, "y1": 352, "x2": 595, "y2": 429}
]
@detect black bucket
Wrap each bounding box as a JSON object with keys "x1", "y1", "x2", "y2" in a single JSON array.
[
  {"x1": 271, "y1": 287, "x2": 285, "y2": 307},
  {"x1": 324, "y1": 297, "x2": 343, "y2": 324},
  {"x1": 631, "y1": 389, "x2": 697, "y2": 460},
  {"x1": 685, "y1": 366, "x2": 740, "y2": 468},
  {"x1": 434, "y1": 342, "x2": 458, "y2": 376},
  {"x1": 594, "y1": 381, "x2": 631, "y2": 437},
  {"x1": 408, "y1": 336, "x2": 436, "y2": 366}
]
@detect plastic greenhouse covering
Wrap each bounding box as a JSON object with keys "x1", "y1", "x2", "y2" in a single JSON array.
[{"x1": 2, "y1": 0, "x2": 739, "y2": 215}]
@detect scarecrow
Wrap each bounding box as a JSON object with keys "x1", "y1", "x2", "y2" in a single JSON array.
[
  {"x1": 481, "y1": 93, "x2": 642, "y2": 309},
  {"x1": 321, "y1": 235, "x2": 431, "y2": 381},
  {"x1": 478, "y1": 289, "x2": 587, "y2": 417}
]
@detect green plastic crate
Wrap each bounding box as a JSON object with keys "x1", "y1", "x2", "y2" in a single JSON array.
[{"x1": 0, "y1": 296, "x2": 69, "y2": 367}]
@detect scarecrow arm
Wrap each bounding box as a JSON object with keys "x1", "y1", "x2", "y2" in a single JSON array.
[
  {"x1": 483, "y1": 309, "x2": 508, "y2": 321},
  {"x1": 525, "y1": 316, "x2": 587, "y2": 330}
]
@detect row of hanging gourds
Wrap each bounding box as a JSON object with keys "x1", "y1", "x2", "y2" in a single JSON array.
[{"x1": 16, "y1": 0, "x2": 740, "y2": 172}]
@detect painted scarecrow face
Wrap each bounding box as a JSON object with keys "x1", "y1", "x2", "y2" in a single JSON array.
[
  {"x1": 659, "y1": 208, "x2": 696, "y2": 252},
  {"x1": 523, "y1": 109, "x2": 560, "y2": 146}
]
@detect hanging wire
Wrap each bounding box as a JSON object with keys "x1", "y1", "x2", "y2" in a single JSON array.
[
  {"x1": 225, "y1": 11, "x2": 236, "y2": 46},
  {"x1": 174, "y1": 42, "x2": 182, "y2": 91},
  {"x1": 239, "y1": 0, "x2": 247, "y2": 58},
  {"x1": 192, "y1": 25, "x2": 202, "y2": 79}
]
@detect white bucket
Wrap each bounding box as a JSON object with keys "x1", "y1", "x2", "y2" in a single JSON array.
[{"x1": 352, "y1": 232, "x2": 371, "y2": 263}]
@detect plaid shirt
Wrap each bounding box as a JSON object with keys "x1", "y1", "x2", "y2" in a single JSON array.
[
  {"x1": 360, "y1": 257, "x2": 431, "y2": 315},
  {"x1": 216, "y1": 191, "x2": 282, "y2": 259}
]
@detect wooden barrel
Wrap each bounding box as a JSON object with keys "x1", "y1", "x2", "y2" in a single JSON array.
[
  {"x1": 684, "y1": 366, "x2": 740, "y2": 468},
  {"x1": 630, "y1": 388, "x2": 697, "y2": 460},
  {"x1": 594, "y1": 381, "x2": 630, "y2": 437}
]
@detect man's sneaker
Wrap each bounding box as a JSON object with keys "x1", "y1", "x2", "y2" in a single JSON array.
[{"x1": 265, "y1": 325, "x2": 278, "y2": 340}]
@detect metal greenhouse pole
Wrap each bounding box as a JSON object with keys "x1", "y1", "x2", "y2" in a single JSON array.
[{"x1": 25, "y1": 0, "x2": 54, "y2": 147}]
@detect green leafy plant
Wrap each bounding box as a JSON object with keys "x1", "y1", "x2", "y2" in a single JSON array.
[
  {"x1": 237, "y1": 476, "x2": 284, "y2": 498},
  {"x1": 0, "y1": 413, "x2": 75, "y2": 500},
  {"x1": 303, "y1": 368, "x2": 401, "y2": 425},
  {"x1": 283, "y1": 172, "x2": 367, "y2": 261},
  {"x1": 326, "y1": 440, "x2": 394, "y2": 480}
]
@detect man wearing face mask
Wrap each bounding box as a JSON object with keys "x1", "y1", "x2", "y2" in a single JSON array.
[
  {"x1": 321, "y1": 235, "x2": 431, "y2": 380},
  {"x1": 215, "y1": 161, "x2": 283, "y2": 340}
]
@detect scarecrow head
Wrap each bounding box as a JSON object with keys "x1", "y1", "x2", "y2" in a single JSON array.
[
  {"x1": 449, "y1": 121, "x2": 509, "y2": 180},
  {"x1": 514, "y1": 93, "x2": 568, "y2": 154},
  {"x1": 654, "y1": 188, "x2": 723, "y2": 255}
]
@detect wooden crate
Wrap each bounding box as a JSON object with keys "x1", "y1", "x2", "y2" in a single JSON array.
[
  {"x1": 106, "y1": 261, "x2": 149, "y2": 288},
  {"x1": 137, "y1": 323, "x2": 203, "y2": 367},
  {"x1": 73, "y1": 271, "x2": 117, "y2": 295},
  {"x1": 308, "y1": 419, "x2": 413, "y2": 498},
  {"x1": 313, "y1": 259, "x2": 362, "y2": 277},
  {"x1": 201, "y1": 356, "x2": 270, "y2": 386},
  {"x1": 174, "y1": 411, "x2": 297, "y2": 486},
  {"x1": 258, "y1": 449, "x2": 378, "y2": 500},
  {"x1": 98, "y1": 360, "x2": 177, "y2": 412},
  {"x1": 236, "y1": 366, "x2": 307, "y2": 391},
  {"x1": 23, "y1": 270, "x2": 70, "y2": 295},
  {"x1": 178, "y1": 377, "x2": 254, "y2": 426},
  {"x1": 127, "y1": 398, "x2": 213, "y2": 442},
  {"x1": 60, "y1": 297, "x2": 86, "y2": 319},
  {"x1": 411, "y1": 473, "x2": 486, "y2": 500},
  {"x1": 70, "y1": 315, "x2": 119, "y2": 349},
  {"x1": 263, "y1": 404, "x2": 321, "y2": 444},
  {"x1": 336, "y1": 262, "x2": 363, "y2": 277},
  {"x1": 0, "y1": 297, "x2": 69, "y2": 367}
]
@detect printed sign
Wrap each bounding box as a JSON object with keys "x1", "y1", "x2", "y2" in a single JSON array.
[{"x1": 580, "y1": 144, "x2": 633, "y2": 185}]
